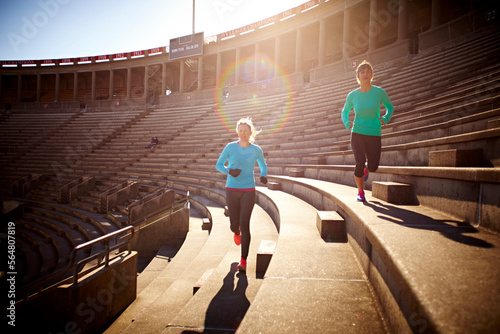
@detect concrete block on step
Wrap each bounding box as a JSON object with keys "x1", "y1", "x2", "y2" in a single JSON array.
[
  {"x1": 201, "y1": 217, "x2": 212, "y2": 231},
  {"x1": 316, "y1": 211, "x2": 346, "y2": 242},
  {"x1": 193, "y1": 268, "x2": 214, "y2": 294},
  {"x1": 267, "y1": 182, "x2": 281, "y2": 191},
  {"x1": 309, "y1": 156, "x2": 326, "y2": 165},
  {"x1": 257, "y1": 240, "x2": 276, "y2": 274},
  {"x1": 289, "y1": 169, "x2": 304, "y2": 177},
  {"x1": 373, "y1": 181, "x2": 414, "y2": 205},
  {"x1": 429, "y1": 149, "x2": 483, "y2": 167}
]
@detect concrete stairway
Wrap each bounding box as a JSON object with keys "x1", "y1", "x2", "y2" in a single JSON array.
[
  {"x1": 162, "y1": 197, "x2": 279, "y2": 333},
  {"x1": 105, "y1": 195, "x2": 278, "y2": 333}
]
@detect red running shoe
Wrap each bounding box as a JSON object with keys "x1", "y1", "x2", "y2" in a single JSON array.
[
  {"x1": 237, "y1": 258, "x2": 247, "y2": 271},
  {"x1": 233, "y1": 230, "x2": 241, "y2": 246}
]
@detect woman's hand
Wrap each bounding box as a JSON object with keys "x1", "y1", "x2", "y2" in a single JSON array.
[
  {"x1": 260, "y1": 176, "x2": 268, "y2": 184},
  {"x1": 229, "y1": 169, "x2": 242, "y2": 177}
]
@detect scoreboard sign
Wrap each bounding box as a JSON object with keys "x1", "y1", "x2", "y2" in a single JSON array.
[{"x1": 169, "y1": 32, "x2": 204, "y2": 60}]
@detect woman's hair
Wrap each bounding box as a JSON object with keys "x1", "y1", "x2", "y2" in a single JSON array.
[
  {"x1": 236, "y1": 117, "x2": 261, "y2": 143},
  {"x1": 356, "y1": 60, "x2": 374, "y2": 84}
]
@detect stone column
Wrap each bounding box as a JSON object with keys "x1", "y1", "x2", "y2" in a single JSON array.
[
  {"x1": 144, "y1": 66, "x2": 149, "y2": 98},
  {"x1": 235, "y1": 48, "x2": 240, "y2": 85},
  {"x1": 109, "y1": 70, "x2": 114, "y2": 99},
  {"x1": 254, "y1": 43, "x2": 260, "y2": 81},
  {"x1": 127, "y1": 68, "x2": 132, "y2": 99},
  {"x1": 91, "y1": 71, "x2": 96, "y2": 101},
  {"x1": 319, "y1": 20, "x2": 326, "y2": 67},
  {"x1": 342, "y1": 8, "x2": 351, "y2": 59},
  {"x1": 55, "y1": 72, "x2": 60, "y2": 102},
  {"x1": 295, "y1": 28, "x2": 303, "y2": 72},
  {"x1": 36, "y1": 74, "x2": 41, "y2": 102},
  {"x1": 274, "y1": 36, "x2": 280, "y2": 78},
  {"x1": 179, "y1": 61, "x2": 185, "y2": 93},
  {"x1": 398, "y1": 0, "x2": 408, "y2": 41},
  {"x1": 216, "y1": 53, "x2": 222, "y2": 85},
  {"x1": 431, "y1": 0, "x2": 441, "y2": 28},
  {"x1": 369, "y1": 0, "x2": 378, "y2": 51},
  {"x1": 197, "y1": 56, "x2": 203, "y2": 91},
  {"x1": 17, "y1": 74, "x2": 22, "y2": 103},
  {"x1": 73, "y1": 72, "x2": 78, "y2": 101},
  {"x1": 161, "y1": 63, "x2": 167, "y2": 96}
]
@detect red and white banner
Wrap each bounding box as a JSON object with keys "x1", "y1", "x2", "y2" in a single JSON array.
[
  {"x1": 78, "y1": 57, "x2": 92, "y2": 63},
  {"x1": 302, "y1": 0, "x2": 320, "y2": 12},
  {"x1": 96, "y1": 55, "x2": 109, "y2": 62},
  {"x1": 41, "y1": 59, "x2": 55, "y2": 65},
  {"x1": 148, "y1": 47, "x2": 162, "y2": 55},
  {"x1": 0, "y1": 61, "x2": 19, "y2": 66},
  {"x1": 220, "y1": 17, "x2": 276, "y2": 39},
  {"x1": 279, "y1": 8, "x2": 296, "y2": 21},
  {"x1": 130, "y1": 50, "x2": 145, "y2": 58},
  {"x1": 0, "y1": 60, "x2": 37, "y2": 66},
  {"x1": 113, "y1": 53, "x2": 127, "y2": 60}
]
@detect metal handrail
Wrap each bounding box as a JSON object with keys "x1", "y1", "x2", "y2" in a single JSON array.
[
  {"x1": 16, "y1": 225, "x2": 134, "y2": 305},
  {"x1": 130, "y1": 194, "x2": 189, "y2": 228},
  {"x1": 13, "y1": 193, "x2": 190, "y2": 306},
  {"x1": 69, "y1": 225, "x2": 134, "y2": 285}
]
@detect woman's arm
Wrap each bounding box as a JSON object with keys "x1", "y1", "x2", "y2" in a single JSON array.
[
  {"x1": 380, "y1": 89, "x2": 394, "y2": 125},
  {"x1": 216, "y1": 144, "x2": 230, "y2": 175},
  {"x1": 341, "y1": 93, "x2": 353, "y2": 131},
  {"x1": 256, "y1": 147, "x2": 267, "y2": 177}
]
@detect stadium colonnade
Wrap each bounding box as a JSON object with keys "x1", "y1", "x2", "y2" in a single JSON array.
[{"x1": 1, "y1": 0, "x2": 489, "y2": 108}]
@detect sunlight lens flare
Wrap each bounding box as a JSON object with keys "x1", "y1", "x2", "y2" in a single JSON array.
[{"x1": 214, "y1": 54, "x2": 294, "y2": 136}]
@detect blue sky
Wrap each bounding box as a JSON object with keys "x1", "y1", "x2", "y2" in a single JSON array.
[{"x1": 0, "y1": 0, "x2": 309, "y2": 61}]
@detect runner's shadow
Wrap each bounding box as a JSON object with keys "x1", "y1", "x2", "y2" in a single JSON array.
[
  {"x1": 363, "y1": 200, "x2": 493, "y2": 248},
  {"x1": 183, "y1": 262, "x2": 250, "y2": 333}
]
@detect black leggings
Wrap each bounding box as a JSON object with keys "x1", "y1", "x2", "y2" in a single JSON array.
[
  {"x1": 226, "y1": 189, "x2": 255, "y2": 260},
  {"x1": 351, "y1": 132, "x2": 382, "y2": 178}
]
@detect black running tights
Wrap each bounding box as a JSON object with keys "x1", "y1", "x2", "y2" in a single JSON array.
[
  {"x1": 351, "y1": 132, "x2": 382, "y2": 178},
  {"x1": 226, "y1": 189, "x2": 255, "y2": 260}
]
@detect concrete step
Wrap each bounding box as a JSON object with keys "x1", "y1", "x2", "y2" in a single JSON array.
[{"x1": 136, "y1": 244, "x2": 180, "y2": 294}]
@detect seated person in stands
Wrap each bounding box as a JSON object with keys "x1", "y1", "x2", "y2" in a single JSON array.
[
  {"x1": 146, "y1": 137, "x2": 159, "y2": 149},
  {"x1": 341, "y1": 60, "x2": 394, "y2": 202}
]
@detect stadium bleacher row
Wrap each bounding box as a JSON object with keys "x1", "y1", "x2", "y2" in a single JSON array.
[{"x1": 1, "y1": 18, "x2": 500, "y2": 334}]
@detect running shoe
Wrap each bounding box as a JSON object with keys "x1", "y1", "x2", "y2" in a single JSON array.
[
  {"x1": 357, "y1": 191, "x2": 366, "y2": 202},
  {"x1": 233, "y1": 229, "x2": 241, "y2": 246},
  {"x1": 363, "y1": 167, "x2": 369, "y2": 182},
  {"x1": 237, "y1": 258, "x2": 247, "y2": 271}
]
